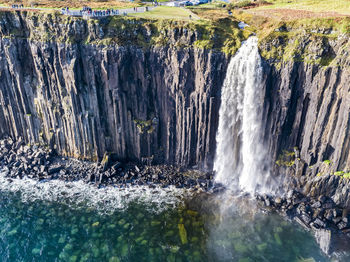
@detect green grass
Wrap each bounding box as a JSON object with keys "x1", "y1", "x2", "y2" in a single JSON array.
[
  {"x1": 256, "y1": 0, "x2": 350, "y2": 15},
  {"x1": 130, "y1": 6, "x2": 199, "y2": 20}
]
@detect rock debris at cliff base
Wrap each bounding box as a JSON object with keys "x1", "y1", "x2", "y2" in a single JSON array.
[{"x1": 0, "y1": 137, "x2": 218, "y2": 192}]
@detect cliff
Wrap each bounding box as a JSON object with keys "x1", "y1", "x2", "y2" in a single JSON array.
[
  {"x1": 259, "y1": 22, "x2": 350, "y2": 207},
  {"x1": 1, "y1": 10, "x2": 350, "y2": 206},
  {"x1": 0, "y1": 11, "x2": 250, "y2": 169}
]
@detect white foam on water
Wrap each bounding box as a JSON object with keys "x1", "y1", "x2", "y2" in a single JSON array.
[{"x1": 0, "y1": 169, "x2": 192, "y2": 214}]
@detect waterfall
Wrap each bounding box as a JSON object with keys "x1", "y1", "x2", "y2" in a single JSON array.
[{"x1": 214, "y1": 36, "x2": 272, "y2": 194}]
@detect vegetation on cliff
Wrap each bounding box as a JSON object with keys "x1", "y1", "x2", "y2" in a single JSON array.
[{"x1": 0, "y1": 9, "x2": 250, "y2": 56}]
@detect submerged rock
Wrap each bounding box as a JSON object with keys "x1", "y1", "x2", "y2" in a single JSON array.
[
  {"x1": 31, "y1": 248, "x2": 41, "y2": 256},
  {"x1": 233, "y1": 242, "x2": 248, "y2": 253},
  {"x1": 109, "y1": 257, "x2": 120, "y2": 262},
  {"x1": 92, "y1": 222, "x2": 100, "y2": 227},
  {"x1": 178, "y1": 224, "x2": 188, "y2": 245}
]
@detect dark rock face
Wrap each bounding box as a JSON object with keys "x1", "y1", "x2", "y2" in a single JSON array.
[
  {"x1": 263, "y1": 61, "x2": 350, "y2": 208},
  {"x1": 265, "y1": 62, "x2": 350, "y2": 171},
  {"x1": 0, "y1": 14, "x2": 227, "y2": 169}
]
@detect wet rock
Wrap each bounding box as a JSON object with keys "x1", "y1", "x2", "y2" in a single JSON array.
[
  {"x1": 337, "y1": 221, "x2": 349, "y2": 230},
  {"x1": 47, "y1": 165, "x2": 62, "y2": 175},
  {"x1": 311, "y1": 201, "x2": 322, "y2": 208},
  {"x1": 99, "y1": 174, "x2": 107, "y2": 184},
  {"x1": 333, "y1": 208, "x2": 342, "y2": 218},
  {"x1": 300, "y1": 213, "x2": 312, "y2": 224},
  {"x1": 312, "y1": 218, "x2": 327, "y2": 229},
  {"x1": 323, "y1": 202, "x2": 335, "y2": 209},
  {"x1": 178, "y1": 224, "x2": 188, "y2": 245},
  {"x1": 294, "y1": 216, "x2": 310, "y2": 230},
  {"x1": 39, "y1": 165, "x2": 46, "y2": 173},
  {"x1": 324, "y1": 209, "x2": 333, "y2": 221},
  {"x1": 274, "y1": 197, "x2": 282, "y2": 205},
  {"x1": 332, "y1": 217, "x2": 342, "y2": 225},
  {"x1": 111, "y1": 162, "x2": 122, "y2": 172},
  {"x1": 314, "y1": 229, "x2": 333, "y2": 255}
]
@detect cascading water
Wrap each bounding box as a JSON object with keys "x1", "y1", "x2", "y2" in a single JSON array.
[{"x1": 214, "y1": 36, "x2": 273, "y2": 194}]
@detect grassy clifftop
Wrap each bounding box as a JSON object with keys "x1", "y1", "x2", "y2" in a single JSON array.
[{"x1": 0, "y1": 10, "x2": 251, "y2": 56}]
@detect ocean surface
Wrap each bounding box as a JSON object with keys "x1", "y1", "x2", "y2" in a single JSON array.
[{"x1": 0, "y1": 174, "x2": 343, "y2": 262}]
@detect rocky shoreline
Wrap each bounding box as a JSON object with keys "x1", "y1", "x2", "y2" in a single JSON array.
[
  {"x1": 257, "y1": 192, "x2": 350, "y2": 255},
  {"x1": 0, "y1": 137, "x2": 218, "y2": 193}
]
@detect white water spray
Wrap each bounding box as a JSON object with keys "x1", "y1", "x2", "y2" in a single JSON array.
[
  {"x1": 214, "y1": 36, "x2": 272, "y2": 194},
  {"x1": 0, "y1": 169, "x2": 191, "y2": 214}
]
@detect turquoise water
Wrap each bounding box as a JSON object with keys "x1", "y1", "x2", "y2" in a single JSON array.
[{"x1": 0, "y1": 176, "x2": 342, "y2": 262}]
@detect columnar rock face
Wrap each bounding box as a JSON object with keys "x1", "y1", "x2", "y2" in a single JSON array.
[
  {"x1": 259, "y1": 33, "x2": 350, "y2": 172},
  {"x1": 0, "y1": 12, "x2": 228, "y2": 169},
  {"x1": 260, "y1": 32, "x2": 350, "y2": 207},
  {"x1": 264, "y1": 63, "x2": 350, "y2": 173}
]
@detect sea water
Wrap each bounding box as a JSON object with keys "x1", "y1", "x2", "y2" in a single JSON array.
[{"x1": 0, "y1": 174, "x2": 335, "y2": 262}]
